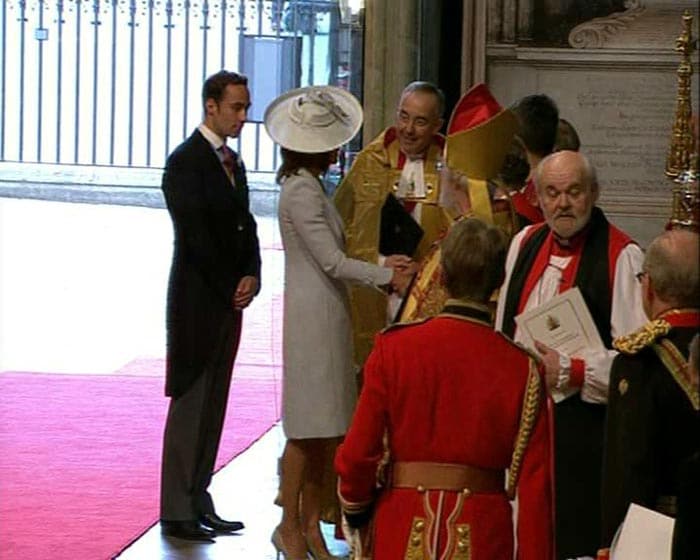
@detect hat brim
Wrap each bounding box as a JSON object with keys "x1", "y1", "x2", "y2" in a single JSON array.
[{"x1": 263, "y1": 86, "x2": 363, "y2": 153}]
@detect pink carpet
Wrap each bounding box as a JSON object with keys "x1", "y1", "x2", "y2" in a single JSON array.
[{"x1": 0, "y1": 366, "x2": 281, "y2": 559}]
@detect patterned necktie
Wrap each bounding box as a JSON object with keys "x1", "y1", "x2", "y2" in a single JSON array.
[{"x1": 218, "y1": 145, "x2": 236, "y2": 184}]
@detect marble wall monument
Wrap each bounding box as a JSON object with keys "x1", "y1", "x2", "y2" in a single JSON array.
[{"x1": 485, "y1": 0, "x2": 699, "y2": 246}]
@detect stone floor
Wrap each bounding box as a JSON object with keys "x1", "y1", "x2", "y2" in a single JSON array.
[
  {"x1": 0, "y1": 161, "x2": 281, "y2": 216},
  {"x1": 0, "y1": 195, "x2": 349, "y2": 559}
]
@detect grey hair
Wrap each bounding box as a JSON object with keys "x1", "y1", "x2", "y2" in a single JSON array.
[
  {"x1": 644, "y1": 230, "x2": 699, "y2": 307},
  {"x1": 400, "y1": 81, "x2": 445, "y2": 118}
]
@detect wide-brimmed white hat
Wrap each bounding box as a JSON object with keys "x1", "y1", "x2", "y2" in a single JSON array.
[{"x1": 263, "y1": 86, "x2": 363, "y2": 153}]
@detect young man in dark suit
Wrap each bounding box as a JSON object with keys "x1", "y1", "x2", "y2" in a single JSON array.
[{"x1": 159, "y1": 70, "x2": 262, "y2": 542}]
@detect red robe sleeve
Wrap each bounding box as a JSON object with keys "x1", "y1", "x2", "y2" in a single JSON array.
[{"x1": 335, "y1": 338, "x2": 389, "y2": 513}]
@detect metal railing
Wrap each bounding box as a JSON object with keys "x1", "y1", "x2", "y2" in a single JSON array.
[{"x1": 0, "y1": 0, "x2": 354, "y2": 174}]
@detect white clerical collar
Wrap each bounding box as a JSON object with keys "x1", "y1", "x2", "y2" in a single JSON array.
[{"x1": 397, "y1": 158, "x2": 426, "y2": 198}]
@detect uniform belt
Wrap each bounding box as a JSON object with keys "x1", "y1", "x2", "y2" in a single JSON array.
[{"x1": 390, "y1": 461, "x2": 504, "y2": 493}]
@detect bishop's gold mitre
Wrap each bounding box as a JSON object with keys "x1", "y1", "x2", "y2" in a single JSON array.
[{"x1": 445, "y1": 83, "x2": 519, "y2": 181}]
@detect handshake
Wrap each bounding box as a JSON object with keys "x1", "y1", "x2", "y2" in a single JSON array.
[{"x1": 383, "y1": 254, "x2": 419, "y2": 296}]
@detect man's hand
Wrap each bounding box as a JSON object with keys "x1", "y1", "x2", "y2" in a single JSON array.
[
  {"x1": 534, "y1": 340, "x2": 561, "y2": 393},
  {"x1": 390, "y1": 262, "x2": 419, "y2": 296},
  {"x1": 233, "y1": 276, "x2": 258, "y2": 310},
  {"x1": 384, "y1": 254, "x2": 413, "y2": 271},
  {"x1": 438, "y1": 165, "x2": 473, "y2": 216}
]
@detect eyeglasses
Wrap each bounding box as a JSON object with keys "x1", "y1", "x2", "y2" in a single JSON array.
[{"x1": 635, "y1": 271, "x2": 648, "y2": 283}]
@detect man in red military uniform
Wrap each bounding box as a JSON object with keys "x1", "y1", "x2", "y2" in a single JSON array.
[{"x1": 335, "y1": 218, "x2": 553, "y2": 560}]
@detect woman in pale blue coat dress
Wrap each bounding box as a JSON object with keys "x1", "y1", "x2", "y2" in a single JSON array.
[{"x1": 264, "y1": 87, "x2": 414, "y2": 559}]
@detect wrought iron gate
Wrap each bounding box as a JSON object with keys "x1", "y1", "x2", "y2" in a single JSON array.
[{"x1": 0, "y1": 0, "x2": 361, "y2": 173}]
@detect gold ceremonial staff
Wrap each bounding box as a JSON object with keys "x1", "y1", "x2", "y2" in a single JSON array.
[{"x1": 666, "y1": 10, "x2": 699, "y2": 231}]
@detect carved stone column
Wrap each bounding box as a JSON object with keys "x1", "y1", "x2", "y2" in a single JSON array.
[
  {"x1": 461, "y1": 0, "x2": 488, "y2": 90},
  {"x1": 517, "y1": 0, "x2": 534, "y2": 41},
  {"x1": 502, "y1": 0, "x2": 517, "y2": 43},
  {"x1": 487, "y1": 0, "x2": 503, "y2": 43},
  {"x1": 362, "y1": 0, "x2": 420, "y2": 143}
]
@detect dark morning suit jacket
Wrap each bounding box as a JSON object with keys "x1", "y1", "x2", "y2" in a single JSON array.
[
  {"x1": 601, "y1": 311, "x2": 700, "y2": 555},
  {"x1": 162, "y1": 129, "x2": 261, "y2": 398}
]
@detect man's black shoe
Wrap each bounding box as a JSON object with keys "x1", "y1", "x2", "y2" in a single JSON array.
[
  {"x1": 199, "y1": 512, "x2": 245, "y2": 533},
  {"x1": 160, "y1": 520, "x2": 216, "y2": 542}
]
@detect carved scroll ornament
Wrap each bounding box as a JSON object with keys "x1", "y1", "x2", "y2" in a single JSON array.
[{"x1": 568, "y1": 1, "x2": 645, "y2": 49}]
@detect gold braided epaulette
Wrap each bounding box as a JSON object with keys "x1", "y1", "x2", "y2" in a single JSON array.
[
  {"x1": 613, "y1": 319, "x2": 672, "y2": 355},
  {"x1": 381, "y1": 317, "x2": 432, "y2": 334}
]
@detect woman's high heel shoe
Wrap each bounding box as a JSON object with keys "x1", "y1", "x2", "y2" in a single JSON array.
[
  {"x1": 305, "y1": 535, "x2": 344, "y2": 560},
  {"x1": 271, "y1": 527, "x2": 310, "y2": 560}
]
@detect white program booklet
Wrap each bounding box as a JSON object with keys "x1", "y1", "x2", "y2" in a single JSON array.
[
  {"x1": 515, "y1": 287, "x2": 604, "y2": 402},
  {"x1": 610, "y1": 503, "x2": 674, "y2": 559}
]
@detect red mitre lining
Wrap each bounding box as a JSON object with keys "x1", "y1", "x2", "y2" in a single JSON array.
[{"x1": 447, "y1": 83, "x2": 503, "y2": 135}]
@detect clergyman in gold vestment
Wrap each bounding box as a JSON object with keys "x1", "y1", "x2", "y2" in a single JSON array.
[{"x1": 334, "y1": 81, "x2": 452, "y2": 366}]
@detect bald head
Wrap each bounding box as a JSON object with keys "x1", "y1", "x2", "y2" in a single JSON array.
[
  {"x1": 644, "y1": 229, "x2": 699, "y2": 309},
  {"x1": 535, "y1": 151, "x2": 597, "y2": 194},
  {"x1": 535, "y1": 151, "x2": 599, "y2": 239}
]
